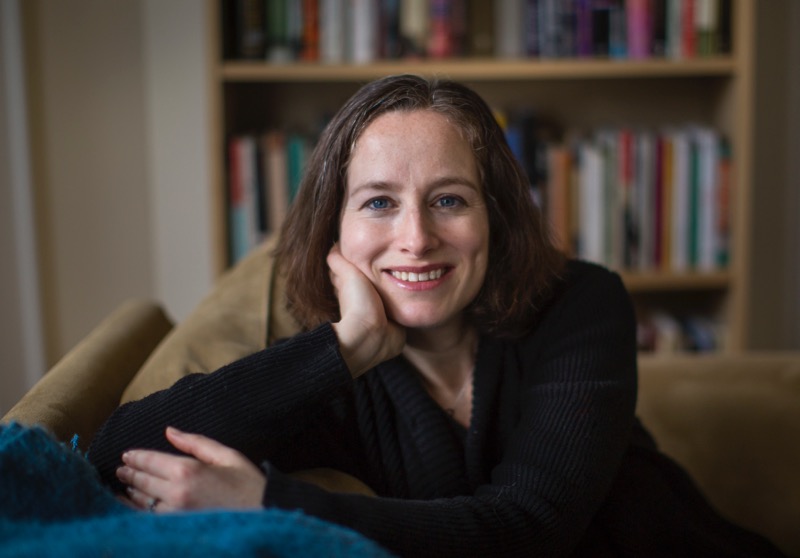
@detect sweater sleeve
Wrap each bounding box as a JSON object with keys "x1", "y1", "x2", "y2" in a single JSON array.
[
  {"x1": 262, "y1": 263, "x2": 639, "y2": 557},
  {"x1": 87, "y1": 323, "x2": 353, "y2": 492}
]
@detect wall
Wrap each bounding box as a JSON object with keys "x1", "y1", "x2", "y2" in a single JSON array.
[
  {"x1": 750, "y1": 0, "x2": 800, "y2": 349},
  {"x1": 142, "y1": 0, "x2": 214, "y2": 324},
  {"x1": 24, "y1": 0, "x2": 213, "y2": 363},
  {"x1": 24, "y1": 0, "x2": 155, "y2": 363},
  {"x1": 786, "y1": 0, "x2": 800, "y2": 348},
  {"x1": 0, "y1": 0, "x2": 44, "y2": 414}
]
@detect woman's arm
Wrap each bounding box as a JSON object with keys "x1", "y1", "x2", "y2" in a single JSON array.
[{"x1": 87, "y1": 323, "x2": 353, "y2": 493}]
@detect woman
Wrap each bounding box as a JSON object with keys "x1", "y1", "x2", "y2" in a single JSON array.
[{"x1": 88, "y1": 75, "x2": 784, "y2": 557}]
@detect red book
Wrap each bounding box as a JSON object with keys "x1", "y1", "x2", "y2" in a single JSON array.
[
  {"x1": 681, "y1": 0, "x2": 696, "y2": 57},
  {"x1": 428, "y1": 0, "x2": 454, "y2": 58},
  {"x1": 301, "y1": 0, "x2": 320, "y2": 61}
]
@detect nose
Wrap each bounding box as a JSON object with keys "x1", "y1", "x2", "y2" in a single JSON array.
[{"x1": 397, "y1": 206, "x2": 438, "y2": 256}]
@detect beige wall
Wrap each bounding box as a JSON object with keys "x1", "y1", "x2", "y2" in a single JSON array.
[
  {"x1": 1, "y1": 0, "x2": 45, "y2": 415},
  {"x1": 749, "y1": 0, "x2": 800, "y2": 349},
  {"x1": 0, "y1": 1, "x2": 31, "y2": 414},
  {"x1": 25, "y1": 0, "x2": 155, "y2": 362}
]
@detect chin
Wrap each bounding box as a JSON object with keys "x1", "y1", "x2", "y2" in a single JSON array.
[{"x1": 388, "y1": 308, "x2": 459, "y2": 331}]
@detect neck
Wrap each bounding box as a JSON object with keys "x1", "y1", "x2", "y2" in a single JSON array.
[{"x1": 403, "y1": 321, "x2": 478, "y2": 392}]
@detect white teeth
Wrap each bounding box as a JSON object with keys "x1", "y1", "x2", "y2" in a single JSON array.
[{"x1": 391, "y1": 269, "x2": 444, "y2": 282}]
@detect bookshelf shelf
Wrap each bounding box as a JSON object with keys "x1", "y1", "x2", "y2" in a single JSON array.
[
  {"x1": 620, "y1": 270, "x2": 730, "y2": 293},
  {"x1": 220, "y1": 57, "x2": 737, "y2": 83},
  {"x1": 209, "y1": 0, "x2": 755, "y2": 353}
]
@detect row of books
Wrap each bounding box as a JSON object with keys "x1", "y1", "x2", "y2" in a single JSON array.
[
  {"x1": 227, "y1": 120, "x2": 731, "y2": 275},
  {"x1": 503, "y1": 118, "x2": 732, "y2": 272},
  {"x1": 494, "y1": 0, "x2": 732, "y2": 60},
  {"x1": 227, "y1": 131, "x2": 311, "y2": 264},
  {"x1": 225, "y1": 0, "x2": 732, "y2": 63},
  {"x1": 637, "y1": 311, "x2": 723, "y2": 352}
]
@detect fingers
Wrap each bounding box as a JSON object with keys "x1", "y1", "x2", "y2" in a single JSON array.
[
  {"x1": 164, "y1": 427, "x2": 241, "y2": 467},
  {"x1": 116, "y1": 428, "x2": 267, "y2": 512}
]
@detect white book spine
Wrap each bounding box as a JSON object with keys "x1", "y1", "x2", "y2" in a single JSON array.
[
  {"x1": 579, "y1": 142, "x2": 605, "y2": 265},
  {"x1": 350, "y1": 0, "x2": 377, "y2": 64},
  {"x1": 696, "y1": 128, "x2": 719, "y2": 271},
  {"x1": 670, "y1": 130, "x2": 690, "y2": 271},
  {"x1": 495, "y1": 0, "x2": 524, "y2": 58},
  {"x1": 321, "y1": 0, "x2": 345, "y2": 63}
]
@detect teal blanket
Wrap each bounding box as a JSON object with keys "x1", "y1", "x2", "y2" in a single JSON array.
[{"x1": 0, "y1": 423, "x2": 392, "y2": 557}]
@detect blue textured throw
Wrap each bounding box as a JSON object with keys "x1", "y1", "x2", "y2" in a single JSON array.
[{"x1": 0, "y1": 423, "x2": 393, "y2": 557}]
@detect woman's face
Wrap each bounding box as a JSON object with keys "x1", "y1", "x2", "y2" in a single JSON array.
[{"x1": 339, "y1": 109, "x2": 490, "y2": 332}]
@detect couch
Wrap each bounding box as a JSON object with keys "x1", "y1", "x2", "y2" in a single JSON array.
[{"x1": 4, "y1": 238, "x2": 800, "y2": 556}]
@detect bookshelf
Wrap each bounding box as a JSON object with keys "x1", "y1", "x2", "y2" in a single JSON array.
[{"x1": 207, "y1": 0, "x2": 755, "y2": 353}]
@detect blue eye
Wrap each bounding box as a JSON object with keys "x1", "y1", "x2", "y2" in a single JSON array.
[
  {"x1": 367, "y1": 198, "x2": 390, "y2": 210},
  {"x1": 436, "y1": 196, "x2": 462, "y2": 208}
]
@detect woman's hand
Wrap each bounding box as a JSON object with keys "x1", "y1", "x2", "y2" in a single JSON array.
[
  {"x1": 116, "y1": 427, "x2": 266, "y2": 512},
  {"x1": 327, "y1": 244, "x2": 405, "y2": 378}
]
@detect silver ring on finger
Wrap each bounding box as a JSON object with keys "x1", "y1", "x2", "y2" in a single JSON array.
[{"x1": 146, "y1": 496, "x2": 159, "y2": 513}]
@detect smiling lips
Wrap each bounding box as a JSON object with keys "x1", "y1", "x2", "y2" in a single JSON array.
[{"x1": 389, "y1": 268, "x2": 446, "y2": 283}]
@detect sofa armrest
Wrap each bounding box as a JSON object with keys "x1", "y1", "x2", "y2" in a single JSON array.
[
  {"x1": 1, "y1": 299, "x2": 173, "y2": 449},
  {"x1": 637, "y1": 353, "x2": 800, "y2": 557}
]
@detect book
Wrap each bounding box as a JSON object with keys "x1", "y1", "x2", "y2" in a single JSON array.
[
  {"x1": 575, "y1": 0, "x2": 594, "y2": 57},
  {"x1": 286, "y1": 133, "x2": 309, "y2": 204},
  {"x1": 495, "y1": 0, "x2": 525, "y2": 58},
  {"x1": 379, "y1": 0, "x2": 402, "y2": 59},
  {"x1": 467, "y1": 0, "x2": 494, "y2": 56},
  {"x1": 695, "y1": 126, "x2": 719, "y2": 271},
  {"x1": 651, "y1": 0, "x2": 667, "y2": 56},
  {"x1": 716, "y1": 138, "x2": 732, "y2": 267},
  {"x1": 635, "y1": 131, "x2": 656, "y2": 270},
  {"x1": 228, "y1": 136, "x2": 260, "y2": 264},
  {"x1": 428, "y1": 0, "x2": 455, "y2": 58},
  {"x1": 669, "y1": 128, "x2": 690, "y2": 271},
  {"x1": 608, "y1": 0, "x2": 627, "y2": 58},
  {"x1": 627, "y1": 0, "x2": 651, "y2": 59},
  {"x1": 267, "y1": 0, "x2": 293, "y2": 62},
  {"x1": 262, "y1": 130, "x2": 289, "y2": 234},
  {"x1": 351, "y1": 0, "x2": 378, "y2": 63},
  {"x1": 235, "y1": 0, "x2": 266, "y2": 59},
  {"x1": 578, "y1": 140, "x2": 605, "y2": 264},
  {"x1": 681, "y1": 0, "x2": 696, "y2": 58},
  {"x1": 301, "y1": 0, "x2": 320, "y2": 61},
  {"x1": 545, "y1": 144, "x2": 572, "y2": 253},
  {"x1": 320, "y1": 0, "x2": 346, "y2": 63},
  {"x1": 400, "y1": 0, "x2": 428, "y2": 57}
]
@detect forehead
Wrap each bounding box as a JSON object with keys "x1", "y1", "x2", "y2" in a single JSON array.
[{"x1": 348, "y1": 110, "x2": 477, "y2": 178}]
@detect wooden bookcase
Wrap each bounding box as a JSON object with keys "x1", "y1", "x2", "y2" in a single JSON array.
[{"x1": 206, "y1": 0, "x2": 755, "y2": 353}]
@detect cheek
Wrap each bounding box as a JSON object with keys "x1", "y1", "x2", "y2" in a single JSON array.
[{"x1": 339, "y1": 217, "x2": 381, "y2": 270}]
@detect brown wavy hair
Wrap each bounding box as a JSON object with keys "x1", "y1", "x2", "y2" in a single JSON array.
[{"x1": 273, "y1": 74, "x2": 565, "y2": 338}]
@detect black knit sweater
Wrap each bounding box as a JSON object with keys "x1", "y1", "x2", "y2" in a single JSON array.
[{"x1": 88, "y1": 261, "x2": 785, "y2": 558}]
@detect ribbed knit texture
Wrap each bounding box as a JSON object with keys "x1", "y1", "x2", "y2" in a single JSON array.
[{"x1": 88, "y1": 261, "x2": 787, "y2": 558}]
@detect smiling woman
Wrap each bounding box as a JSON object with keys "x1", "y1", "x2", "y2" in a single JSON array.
[{"x1": 86, "y1": 75, "x2": 787, "y2": 558}]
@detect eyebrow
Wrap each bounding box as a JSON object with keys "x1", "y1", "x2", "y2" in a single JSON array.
[{"x1": 347, "y1": 176, "x2": 481, "y2": 198}]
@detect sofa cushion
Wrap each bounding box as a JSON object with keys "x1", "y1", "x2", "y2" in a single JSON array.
[
  {"x1": 1, "y1": 300, "x2": 172, "y2": 448},
  {"x1": 121, "y1": 236, "x2": 300, "y2": 404},
  {"x1": 637, "y1": 354, "x2": 800, "y2": 557}
]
